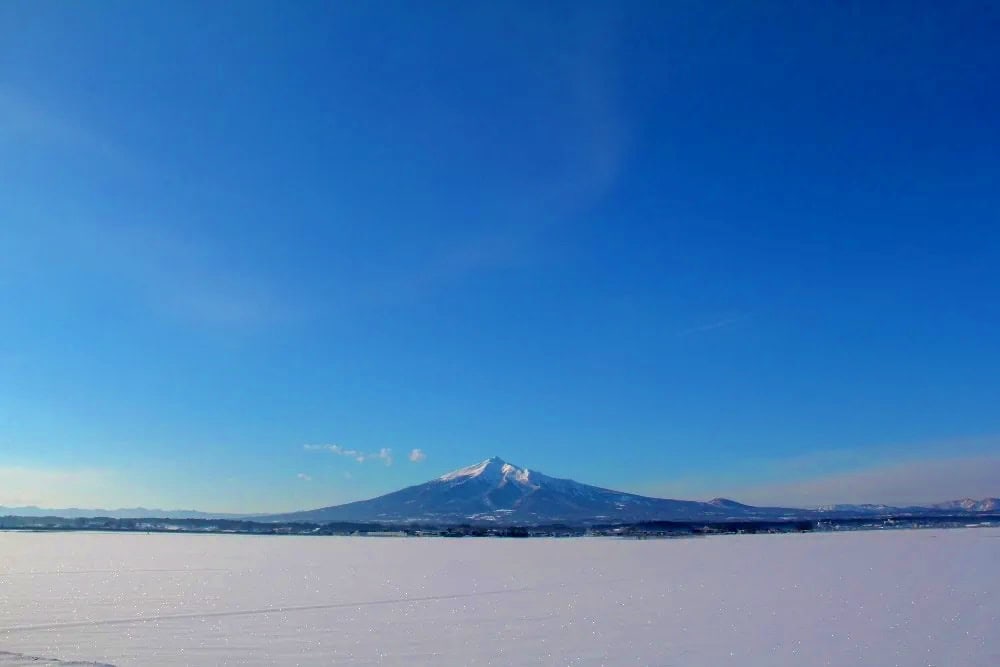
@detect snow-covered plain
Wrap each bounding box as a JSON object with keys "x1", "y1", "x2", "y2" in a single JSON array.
[{"x1": 0, "y1": 529, "x2": 996, "y2": 666}]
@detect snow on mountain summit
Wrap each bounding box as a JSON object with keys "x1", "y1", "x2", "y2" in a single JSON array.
[
  {"x1": 439, "y1": 456, "x2": 506, "y2": 481},
  {"x1": 439, "y1": 457, "x2": 535, "y2": 486}
]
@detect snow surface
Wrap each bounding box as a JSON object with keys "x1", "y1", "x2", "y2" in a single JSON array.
[{"x1": 0, "y1": 529, "x2": 997, "y2": 665}]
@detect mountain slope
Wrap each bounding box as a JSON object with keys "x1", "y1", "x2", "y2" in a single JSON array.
[{"x1": 266, "y1": 457, "x2": 801, "y2": 524}]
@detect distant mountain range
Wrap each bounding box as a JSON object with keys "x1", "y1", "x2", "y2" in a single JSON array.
[
  {"x1": 816, "y1": 498, "x2": 1000, "y2": 514},
  {"x1": 4, "y1": 458, "x2": 995, "y2": 524},
  {"x1": 263, "y1": 456, "x2": 1000, "y2": 525},
  {"x1": 0, "y1": 506, "x2": 247, "y2": 520}
]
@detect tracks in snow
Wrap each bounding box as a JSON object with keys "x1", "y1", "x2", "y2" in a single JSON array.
[
  {"x1": 0, "y1": 586, "x2": 537, "y2": 634},
  {"x1": 0, "y1": 651, "x2": 114, "y2": 667}
]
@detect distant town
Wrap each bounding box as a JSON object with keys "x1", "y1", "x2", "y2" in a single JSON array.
[{"x1": 2, "y1": 513, "x2": 997, "y2": 539}]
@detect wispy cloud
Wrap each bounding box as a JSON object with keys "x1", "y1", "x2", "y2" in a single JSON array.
[
  {"x1": 352, "y1": 8, "x2": 632, "y2": 307},
  {"x1": 304, "y1": 444, "x2": 393, "y2": 466},
  {"x1": 71, "y1": 221, "x2": 290, "y2": 328},
  {"x1": 1, "y1": 87, "x2": 288, "y2": 330},
  {"x1": 676, "y1": 315, "x2": 747, "y2": 337},
  {"x1": 304, "y1": 444, "x2": 367, "y2": 462},
  {"x1": 0, "y1": 86, "x2": 125, "y2": 164},
  {"x1": 4, "y1": 206, "x2": 289, "y2": 331},
  {"x1": 409, "y1": 448, "x2": 427, "y2": 463},
  {"x1": 296, "y1": 473, "x2": 312, "y2": 482}
]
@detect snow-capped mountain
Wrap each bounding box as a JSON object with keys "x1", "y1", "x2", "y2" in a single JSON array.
[
  {"x1": 266, "y1": 457, "x2": 801, "y2": 524},
  {"x1": 815, "y1": 503, "x2": 900, "y2": 514},
  {"x1": 4, "y1": 459, "x2": 996, "y2": 524},
  {"x1": 931, "y1": 497, "x2": 1000, "y2": 512},
  {"x1": 815, "y1": 498, "x2": 1000, "y2": 515}
]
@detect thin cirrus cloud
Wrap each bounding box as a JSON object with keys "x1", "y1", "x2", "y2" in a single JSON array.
[
  {"x1": 296, "y1": 473, "x2": 312, "y2": 482},
  {"x1": 304, "y1": 444, "x2": 393, "y2": 466},
  {"x1": 350, "y1": 10, "x2": 632, "y2": 309},
  {"x1": 0, "y1": 86, "x2": 125, "y2": 164},
  {"x1": 66, "y1": 220, "x2": 288, "y2": 328},
  {"x1": 676, "y1": 315, "x2": 748, "y2": 337},
  {"x1": 1, "y1": 87, "x2": 289, "y2": 330}
]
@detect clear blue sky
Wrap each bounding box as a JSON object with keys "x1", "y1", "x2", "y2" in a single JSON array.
[{"x1": 2, "y1": 1, "x2": 998, "y2": 511}]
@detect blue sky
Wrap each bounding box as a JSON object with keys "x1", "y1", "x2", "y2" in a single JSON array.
[{"x1": 2, "y1": 2, "x2": 998, "y2": 511}]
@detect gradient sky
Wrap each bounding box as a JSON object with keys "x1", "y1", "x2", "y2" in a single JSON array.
[{"x1": 2, "y1": 2, "x2": 999, "y2": 512}]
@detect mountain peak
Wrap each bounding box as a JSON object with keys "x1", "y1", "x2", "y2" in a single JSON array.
[
  {"x1": 438, "y1": 457, "x2": 533, "y2": 484},
  {"x1": 440, "y1": 457, "x2": 505, "y2": 481}
]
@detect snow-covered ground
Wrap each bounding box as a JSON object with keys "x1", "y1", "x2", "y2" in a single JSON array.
[{"x1": 0, "y1": 529, "x2": 996, "y2": 666}]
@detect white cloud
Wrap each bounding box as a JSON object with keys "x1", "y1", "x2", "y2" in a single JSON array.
[
  {"x1": 409, "y1": 448, "x2": 427, "y2": 463},
  {"x1": 303, "y1": 445, "x2": 368, "y2": 463},
  {"x1": 304, "y1": 444, "x2": 393, "y2": 466},
  {"x1": 303, "y1": 444, "x2": 365, "y2": 462},
  {"x1": 296, "y1": 473, "x2": 312, "y2": 482}
]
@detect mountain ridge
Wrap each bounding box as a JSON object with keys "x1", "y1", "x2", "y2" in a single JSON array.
[
  {"x1": 263, "y1": 457, "x2": 999, "y2": 525},
  {"x1": 5, "y1": 458, "x2": 995, "y2": 523},
  {"x1": 0, "y1": 506, "x2": 250, "y2": 520}
]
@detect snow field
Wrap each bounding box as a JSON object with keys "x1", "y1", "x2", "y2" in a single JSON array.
[{"x1": 0, "y1": 528, "x2": 996, "y2": 665}]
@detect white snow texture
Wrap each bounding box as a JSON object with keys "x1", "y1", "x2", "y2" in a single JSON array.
[{"x1": 0, "y1": 529, "x2": 997, "y2": 665}]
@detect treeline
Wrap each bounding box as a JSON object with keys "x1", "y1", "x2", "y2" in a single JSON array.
[
  {"x1": 1, "y1": 513, "x2": 996, "y2": 537},
  {"x1": 0, "y1": 515, "x2": 380, "y2": 534}
]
